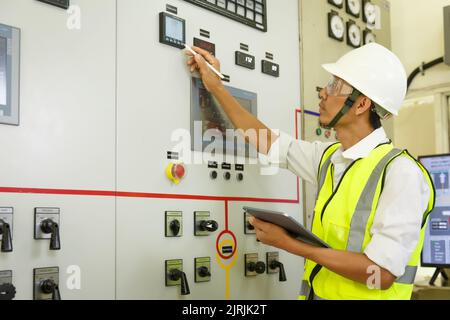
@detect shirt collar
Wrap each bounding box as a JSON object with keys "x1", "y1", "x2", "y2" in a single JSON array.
[{"x1": 339, "y1": 127, "x2": 390, "y2": 161}]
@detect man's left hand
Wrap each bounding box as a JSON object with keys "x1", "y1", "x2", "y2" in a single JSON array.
[{"x1": 248, "y1": 216, "x2": 291, "y2": 250}]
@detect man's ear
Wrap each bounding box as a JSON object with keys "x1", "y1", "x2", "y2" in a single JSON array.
[{"x1": 354, "y1": 96, "x2": 372, "y2": 116}]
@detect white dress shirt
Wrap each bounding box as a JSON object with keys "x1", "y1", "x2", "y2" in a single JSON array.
[{"x1": 268, "y1": 127, "x2": 430, "y2": 277}]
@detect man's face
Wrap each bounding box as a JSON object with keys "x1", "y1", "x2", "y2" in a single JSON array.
[{"x1": 318, "y1": 77, "x2": 353, "y2": 128}]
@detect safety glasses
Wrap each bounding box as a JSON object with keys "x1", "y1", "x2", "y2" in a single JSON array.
[{"x1": 316, "y1": 76, "x2": 354, "y2": 98}]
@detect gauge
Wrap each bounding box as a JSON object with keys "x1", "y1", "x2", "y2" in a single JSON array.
[
  {"x1": 346, "y1": 0, "x2": 361, "y2": 18},
  {"x1": 363, "y1": 0, "x2": 377, "y2": 25},
  {"x1": 328, "y1": 0, "x2": 343, "y2": 9},
  {"x1": 328, "y1": 11, "x2": 345, "y2": 41},
  {"x1": 363, "y1": 29, "x2": 376, "y2": 44},
  {"x1": 346, "y1": 21, "x2": 361, "y2": 48}
]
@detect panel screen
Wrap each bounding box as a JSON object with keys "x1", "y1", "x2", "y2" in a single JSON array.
[
  {"x1": 165, "y1": 16, "x2": 184, "y2": 42},
  {"x1": 190, "y1": 77, "x2": 258, "y2": 158},
  {"x1": 420, "y1": 154, "x2": 450, "y2": 267}
]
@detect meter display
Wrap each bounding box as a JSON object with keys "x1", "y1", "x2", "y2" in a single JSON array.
[{"x1": 159, "y1": 12, "x2": 186, "y2": 49}]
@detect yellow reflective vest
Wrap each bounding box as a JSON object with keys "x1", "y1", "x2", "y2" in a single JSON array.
[{"x1": 299, "y1": 142, "x2": 435, "y2": 300}]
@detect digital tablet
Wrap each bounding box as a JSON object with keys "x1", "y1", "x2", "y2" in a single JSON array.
[{"x1": 243, "y1": 206, "x2": 330, "y2": 248}]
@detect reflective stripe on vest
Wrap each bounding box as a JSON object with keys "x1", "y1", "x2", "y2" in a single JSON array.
[
  {"x1": 346, "y1": 148, "x2": 403, "y2": 253},
  {"x1": 300, "y1": 280, "x2": 327, "y2": 300},
  {"x1": 396, "y1": 266, "x2": 418, "y2": 284}
]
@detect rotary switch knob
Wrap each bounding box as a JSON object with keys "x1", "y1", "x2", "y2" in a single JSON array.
[
  {"x1": 198, "y1": 266, "x2": 211, "y2": 278},
  {"x1": 0, "y1": 283, "x2": 16, "y2": 300},
  {"x1": 247, "y1": 261, "x2": 266, "y2": 274}
]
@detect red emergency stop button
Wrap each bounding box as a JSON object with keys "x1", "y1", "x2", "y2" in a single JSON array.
[
  {"x1": 166, "y1": 163, "x2": 186, "y2": 184},
  {"x1": 172, "y1": 164, "x2": 185, "y2": 179}
]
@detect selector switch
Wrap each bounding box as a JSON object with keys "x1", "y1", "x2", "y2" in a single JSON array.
[
  {"x1": 245, "y1": 253, "x2": 266, "y2": 277},
  {"x1": 0, "y1": 270, "x2": 15, "y2": 300},
  {"x1": 267, "y1": 252, "x2": 287, "y2": 282},
  {"x1": 0, "y1": 208, "x2": 13, "y2": 253},
  {"x1": 165, "y1": 211, "x2": 183, "y2": 237},
  {"x1": 165, "y1": 259, "x2": 190, "y2": 295},
  {"x1": 34, "y1": 208, "x2": 61, "y2": 251},
  {"x1": 195, "y1": 211, "x2": 219, "y2": 236},
  {"x1": 210, "y1": 171, "x2": 218, "y2": 180},
  {"x1": 237, "y1": 173, "x2": 244, "y2": 181},
  {"x1": 244, "y1": 212, "x2": 256, "y2": 234},
  {"x1": 195, "y1": 257, "x2": 211, "y2": 283},
  {"x1": 224, "y1": 172, "x2": 231, "y2": 181},
  {"x1": 33, "y1": 267, "x2": 61, "y2": 300}
]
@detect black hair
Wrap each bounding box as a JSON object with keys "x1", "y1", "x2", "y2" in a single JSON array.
[{"x1": 369, "y1": 102, "x2": 382, "y2": 129}]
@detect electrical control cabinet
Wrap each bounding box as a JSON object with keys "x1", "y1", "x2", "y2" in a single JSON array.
[{"x1": 0, "y1": 0, "x2": 302, "y2": 300}]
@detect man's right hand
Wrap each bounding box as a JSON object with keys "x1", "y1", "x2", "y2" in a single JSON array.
[{"x1": 186, "y1": 46, "x2": 223, "y2": 93}]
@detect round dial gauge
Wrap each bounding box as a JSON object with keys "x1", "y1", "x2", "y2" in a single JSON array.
[
  {"x1": 347, "y1": 23, "x2": 361, "y2": 47},
  {"x1": 329, "y1": 0, "x2": 344, "y2": 7},
  {"x1": 364, "y1": 1, "x2": 377, "y2": 25},
  {"x1": 364, "y1": 30, "x2": 376, "y2": 44},
  {"x1": 346, "y1": 0, "x2": 361, "y2": 17},
  {"x1": 330, "y1": 14, "x2": 345, "y2": 40}
]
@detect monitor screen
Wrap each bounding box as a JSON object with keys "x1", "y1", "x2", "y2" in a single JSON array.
[
  {"x1": 165, "y1": 16, "x2": 184, "y2": 42},
  {"x1": 190, "y1": 78, "x2": 258, "y2": 158},
  {"x1": 420, "y1": 154, "x2": 450, "y2": 267},
  {"x1": 0, "y1": 36, "x2": 7, "y2": 106}
]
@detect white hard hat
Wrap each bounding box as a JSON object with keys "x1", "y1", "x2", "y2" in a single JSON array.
[{"x1": 322, "y1": 43, "x2": 407, "y2": 116}]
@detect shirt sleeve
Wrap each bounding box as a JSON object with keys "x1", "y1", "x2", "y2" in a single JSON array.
[
  {"x1": 267, "y1": 131, "x2": 333, "y2": 185},
  {"x1": 364, "y1": 156, "x2": 431, "y2": 278}
]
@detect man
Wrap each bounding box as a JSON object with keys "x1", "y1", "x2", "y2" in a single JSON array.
[{"x1": 186, "y1": 43, "x2": 435, "y2": 300}]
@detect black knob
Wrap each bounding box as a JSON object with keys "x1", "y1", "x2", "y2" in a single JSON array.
[
  {"x1": 237, "y1": 173, "x2": 244, "y2": 181},
  {"x1": 200, "y1": 220, "x2": 219, "y2": 232},
  {"x1": 41, "y1": 219, "x2": 61, "y2": 250},
  {"x1": 0, "y1": 283, "x2": 16, "y2": 300},
  {"x1": 0, "y1": 219, "x2": 13, "y2": 253},
  {"x1": 169, "y1": 269, "x2": 190, "y2": 295},
  {"x1": 210, "y1": 171, "x2": 218, "y2": 180},
  {"x1": 40, "y1": 279, "x2": 61, "y2": 300},
  {"x1": 247, "y1": 222, "x2": 255, "y2": 231},
  {"x1": 224, "y1": 172, "x2": 231, "y2": 180},
  {"x1": 247, "y1": 261, "x2": 266, "y2": 274},
  {"x1": 255, "y1": 261, "x2": 266, "y2": 274},
  {"x1": 198, "y1": 266, "x2": 211, "y2": 278},
  {"x1": 270, "y1": 260, "x2": 287, "y2": 282},
  {"x1": 170, "y1": 219, "x2": 181, "y2": 236}
]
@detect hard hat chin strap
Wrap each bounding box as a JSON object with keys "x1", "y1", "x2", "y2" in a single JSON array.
[{"x1": 320, "y1": 90, "x2": 361, "y2": 130}]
